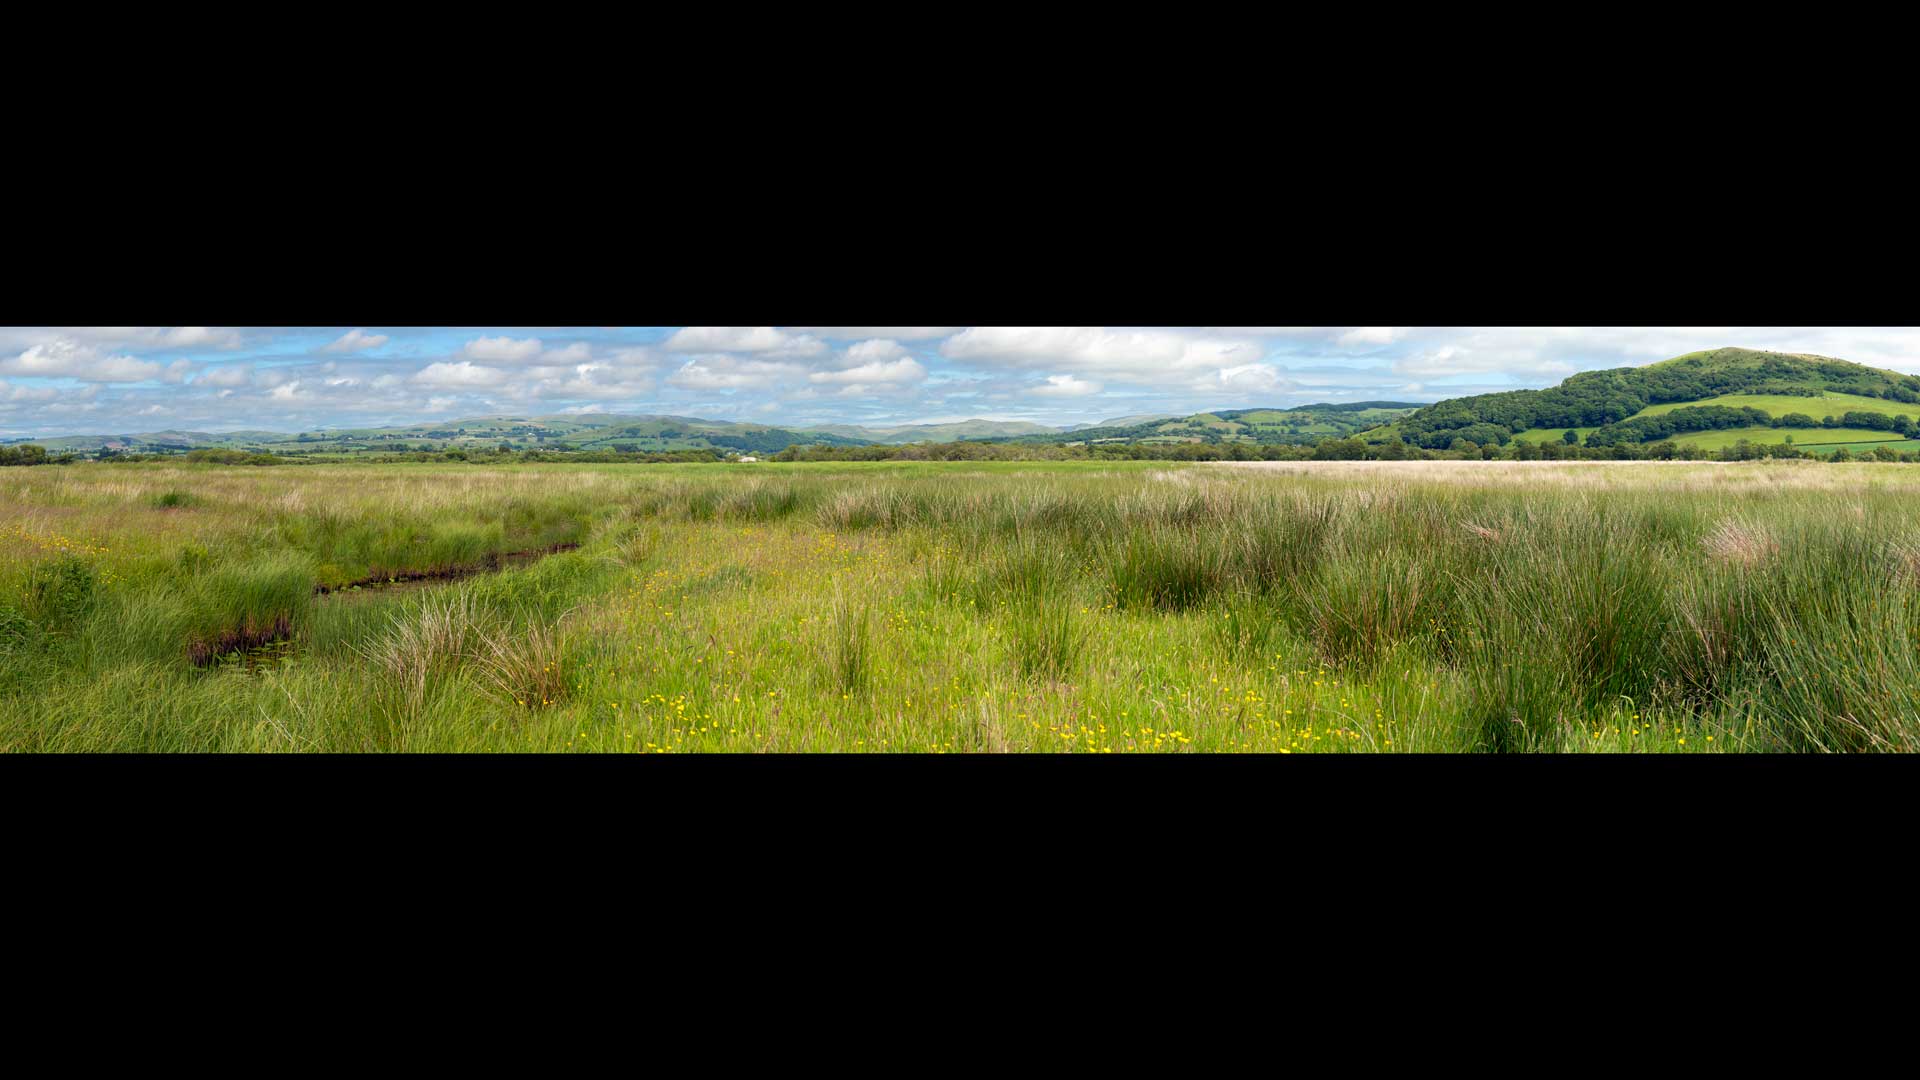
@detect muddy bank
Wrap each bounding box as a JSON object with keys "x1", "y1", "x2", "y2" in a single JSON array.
[
  {"x1": 187, "y1": 614, "x2": 293, "y2": 667},
  {"x1": 313, "y1": 542, "x2": 581, "y2": 595}
]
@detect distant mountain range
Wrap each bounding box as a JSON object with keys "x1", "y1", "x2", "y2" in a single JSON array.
[{"x1": 8, "y1": 405, "x2": 1424, "y2": 457}]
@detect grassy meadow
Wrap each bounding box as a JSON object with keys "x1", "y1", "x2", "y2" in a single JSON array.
[{"x1": 7, "y1": 458, "x2": 1920, "y2": 753}]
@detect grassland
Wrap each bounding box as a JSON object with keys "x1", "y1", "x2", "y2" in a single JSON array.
[
  {"x1": 1800, "y1": 439, "x2": 1920, "y2": 455},
  {"x1": 1669, "y1": 427, "x2": 1905, "y2": 450},
  {"x1": 1637, "y1": 391, "x2": 1920, "y2": 422},
  {"x1": 1512, "y1": 427, "x2": 1597, "y2": 444},
  {"x1": 9, "y1": 459, "x2": 1920, "y2": 753}
]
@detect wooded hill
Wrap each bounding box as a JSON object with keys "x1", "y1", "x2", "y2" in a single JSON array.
[{"x1": 1384, "y1": 348, "x2": 1920, "y2": 450}]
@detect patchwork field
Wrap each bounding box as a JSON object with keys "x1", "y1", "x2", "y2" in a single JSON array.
[{"x1": 8, "y1": 459, "x2": 1920, "y2": 753}]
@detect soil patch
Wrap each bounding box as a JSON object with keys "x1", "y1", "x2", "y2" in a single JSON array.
[
  {"x1": 313, "y1": 542, "x2": 581, "y2": 596},
  {"x1": 187, "y1": 614, "x2": 294, "y2": 667}
]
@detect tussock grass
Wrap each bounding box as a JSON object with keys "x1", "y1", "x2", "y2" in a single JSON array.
[{"x1": 10, "y1": 457, "x2": 1920, "y2": 752}]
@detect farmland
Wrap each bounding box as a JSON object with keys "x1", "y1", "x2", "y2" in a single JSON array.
[{"x1": 9, "y1": 458, "x2": 1920, "y2": 753}]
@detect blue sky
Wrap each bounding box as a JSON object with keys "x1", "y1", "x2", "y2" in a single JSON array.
[{"x1": 6, "y1": 326, "x2": 1920, "y2": 437}]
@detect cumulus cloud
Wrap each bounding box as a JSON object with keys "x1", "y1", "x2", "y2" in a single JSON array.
[
  {"x1": 1209, "y1": 364, "x2": 1291, "y2": 395},
  {"x1": 1392, "y1": 344, "x2": 1575, "y2": 380},
  {"x1": 941, "y1": 327, "x2": 1265, "y2": 382},
  {"x1": 460, "y1": 336, "x2": 544, "y2": 363},
  {"x1": 1336, "y1": 327, "x2": 1403, "y2": 347},
  {"x1": 665, "y1": 327, "x2": 826, "y2": 357},
  {"x1": 71, "y1": 327, "x2": 243, "y2": 350},
  {"x1": 1030, "y1": 374, "x2": 1102, "y2": 397},
  {"x1": 0, "y1": 340, "x2": 163, "y2": 382},
  {"x1": 322, "y1": 329, "x2": 391, "y2": 353},
  {"x1": 787, "y1": 327, "x2": 961, "y2": 341},
  {"x1": 809, "y1": 358, "x2": 928, "y2": 388},
  {"x1": 195, "y1": 364, "x2": 252, "y2": 388},
  {"x1": 413, "y1": 361, "x2": 512, "y2": 388},
  {"x1": 667, "y1": 355, "x2": 806, "y2": 391},
  {"x1": 842, "y1": 338, "x2": 910, "y2": 365}
]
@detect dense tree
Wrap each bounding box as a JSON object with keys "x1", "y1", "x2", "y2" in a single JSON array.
[{"x1": 0, "y1": 444, "x2": 50, "y2": 466}]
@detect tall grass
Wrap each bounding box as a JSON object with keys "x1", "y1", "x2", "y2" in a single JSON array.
[{"x1": 10, "y1": 457, "x2": 1920, "y2": 752}]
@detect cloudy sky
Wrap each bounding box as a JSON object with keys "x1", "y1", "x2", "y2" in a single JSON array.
[{"x1": 5, "y1": 326, "x2": 1920, "y2": 437}]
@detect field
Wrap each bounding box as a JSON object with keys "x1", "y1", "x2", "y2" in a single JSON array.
[
  {"x1": 1637, "y1": 391, "x2": 1920, "y2": 422},
  {"x1": 1511, "y1": 427, "x2": 1596, "y2": 444},
  {"x1": 1669, "y1": 427, "x2": 1904, "y2": 450},
  {"x1": 1799, "y1": 439, "x2": 1920, "y2": 455},
  {"x1": 9, "y1": 459, "x2": 1920, "y2": 753}
]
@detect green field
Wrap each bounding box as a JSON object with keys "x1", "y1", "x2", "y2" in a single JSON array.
[
  {"x1": 1638, "y1": 391, "x2": 1920, "y2": 422},
  {"x1": 1800, "y1": 439, "x2": 1920, "y2": 455},
  {"x1": 1512, "y1": 427, "x2": 1596, "y2": 444},
  {"x1": 10, "y1": 458, "x2": 1920, "y2": 753},
  {"x1": 1669, "y1": 427, "x2": 1903, "y2": 450}
]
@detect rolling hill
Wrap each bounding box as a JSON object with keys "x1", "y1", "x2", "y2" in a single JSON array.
[
  {"x1": 800, "y1": 419, "x2": 1061, "y2": 443},
  {"x1": 1374, "y1": 348, "x2": 1920, "y2": 455},
  {"x1": 991, "y1": 402, "x2": 1426, "y2": 447},
  {"x1": 12, "y1": 404, "x2": 1431, "y2": 458}
]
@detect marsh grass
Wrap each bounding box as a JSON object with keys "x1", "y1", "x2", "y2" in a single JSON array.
[
  {"x1": 1008, "y1": 598, "x2": 1083, "y2": 682},
  {"x1": 827, "y1": 586, "x2": 872, "y2": 694},
  {"x1": 477, "y1": 619, "x2": 571, "y2": 712},
  {"x1": 11, "y1": 458, "x2": 1920, "y2": 752}
]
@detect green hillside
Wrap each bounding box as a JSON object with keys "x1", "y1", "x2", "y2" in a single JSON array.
[
  {"x1": 1388, "y1": 348, "x2": 1920, "y2": 455},
  {"x1": 1637, "y1": 391, "x2": 1920, "y2": 423}
]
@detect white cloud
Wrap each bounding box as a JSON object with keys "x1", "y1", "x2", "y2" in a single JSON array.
[
  {"x1": 1337, "y1": 327, "x2": 1403, "y2": 347},
  {"x1": 322, "y1": 329, "x2": 390, "y2": 353},
  {"x1": 195, "y1": 364, "x2": 252, "y2": 388},
  {"x1": 787, "y1": 327, "x2": 961, "y2": 341},
  {"x1": 842, "y1": 338, "x2": 910, "y2": 365},
  {"x1": 0, "y1": 340, "x2": 162, "y2": 382},
  {"x1": 413, "y1": 361, "x2": 512, "y2": 388},
  {"x1": 941, "y1": 327, "x2": 1265, "y2": 382},
  {"x1": 667, "y1": 355, "x2": 807, "y2": 391},
  {"x1": 460, "y1": 336, "x2": 544, "y2": 363},
  {"x1": 1030, "y1": 374, "x2": 1102, "y2": 397},
  {"x1": 71, "y1": 327, "x2": 243, "y2": 350},
  {"x1": 665, "y1": 327, "x2": 826, "y2": 357},
  {"x1": 540, "y1": 342, "x2": 593, "y2": 365},
  {"x1": 1210, "y1": 364, "x2": 1289, "y2": 395},
  {"x1": 809, "y1": 357, "x2": 928, "y2": 387},
  {"x1": 1393, "y1": 344, "x2": 1575, "y2": 380},
  {"x1": 269, "y1": 382, "x2": 303, "y2": 401}
]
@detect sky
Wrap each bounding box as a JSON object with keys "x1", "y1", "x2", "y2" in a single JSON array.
[{"x1": 6, "y1": 326, "x2": 1920, "y2": 438}]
